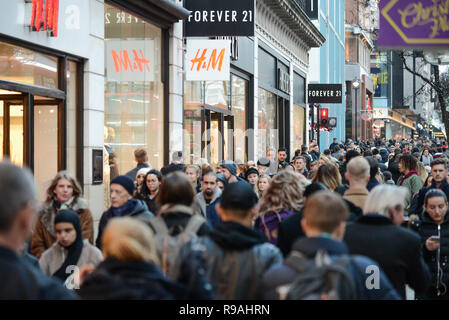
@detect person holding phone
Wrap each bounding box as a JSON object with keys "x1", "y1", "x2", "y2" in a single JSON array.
[{"x1": 411, "y1": 189, "x2": 449, "y2": 299}]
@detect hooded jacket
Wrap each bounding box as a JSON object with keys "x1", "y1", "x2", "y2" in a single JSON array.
[
  {"x1": 171, "y1": 221, "x2": 283, "y2": 300},
  {"x1": 31, "y1": 197, "x2": 94, "y2": 259},
  {"x1": 96, "y1": 199, "x2": 154, "y2": 249},
  {"x1": 261, "y1": 236, "x2": 401, "y2": 300},
  {"x1": 195, "y1": 188, "x2": 222, "y2": 228}
]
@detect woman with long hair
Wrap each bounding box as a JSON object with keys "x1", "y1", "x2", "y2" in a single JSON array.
[
  {"x1": 137, "y1": 169, "x2": 162, "y2": 215},
  {"x1": 31, "y1": 171, "x2": 94, "y2": 259},
  {"x1": 256, "y1": 174, "x2": 272, "y2": 199},
  {"x1": 255, "y1": 170, "x2": 304, "y2": 245},
  {"x1": 411, "y1": 190, "x2": 449, "y2": 300},
  {"x1": 311, "y1": 162, "x2": 342, "y2": 192}
]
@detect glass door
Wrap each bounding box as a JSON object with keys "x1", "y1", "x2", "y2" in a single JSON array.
[{"x1": 203, "y1": 109, "x2": 234, "y2": 169}]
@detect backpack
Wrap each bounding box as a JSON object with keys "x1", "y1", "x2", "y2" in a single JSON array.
[
  {"x1": 149, "y1": 215, "x2": 205, "y2": 275},
  {"x1": 282, "y1": 250, "x2": 357, "y2": 300}
]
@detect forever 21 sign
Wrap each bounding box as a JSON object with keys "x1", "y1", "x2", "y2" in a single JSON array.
[{"x1": 183, "y1": 0, "x2": 255, "y2": 37}]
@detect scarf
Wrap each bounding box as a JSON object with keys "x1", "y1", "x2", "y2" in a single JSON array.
[
  {"x1": 399, "y1": 169, "x2": 418, "y2": 186},
  {"x1": 112, "y1": 199, "x2": 137, "y2": 217},
  {"x1": 52, "y1": 210, "x2": 84, "y2": 282}
]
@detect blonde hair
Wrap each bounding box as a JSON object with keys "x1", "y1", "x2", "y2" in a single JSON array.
[
  {"x1": 256, "y1": 174, "x2": 272, "y2": 197},
  {"x1": 363, "y1": 185, "x2": 409, "y2": 218},
  {"x1": 258, "y1": 171, "x2": 304, "y2": 217},
  {"x1": 312, "y1": 162, "x2": 342, "y2": 192},
  {"x1": 101, "y1": 217, "x2": 159, "y2": 265},
  {"x1": 417, "y1": 162, "x2": 428, "y2": 184}
]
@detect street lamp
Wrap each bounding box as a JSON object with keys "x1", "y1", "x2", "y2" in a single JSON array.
[{"x1": 352, "y1": 79, "x2": 361, "y2": 142}]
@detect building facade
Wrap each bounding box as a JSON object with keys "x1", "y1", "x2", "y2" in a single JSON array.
[
  {"x1": 308, "y1": 0, "x2": 346, "y2": 150},
  {"x1": 183, "y1": 0, "x2": 325, "y2": 166}
]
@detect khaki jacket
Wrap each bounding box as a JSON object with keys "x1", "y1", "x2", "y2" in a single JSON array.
[
  {"x1": 343, "y1": 187, "x2": 369, "y2": 210},
  {"x1": 31, "y1": 197, "x2": 94, "y2": 259},
  {"x1": 39, "y1": 239, "x2": 103, "y2": 276}
]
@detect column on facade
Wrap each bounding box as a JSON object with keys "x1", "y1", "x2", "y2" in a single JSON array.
[{"x1": 85, "y1": 0, "x2": 106, "y2": 238}]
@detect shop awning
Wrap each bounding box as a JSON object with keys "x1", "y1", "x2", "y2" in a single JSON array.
[{"x1": 109, "y1": 0, "x2": 191, "y2": 28}]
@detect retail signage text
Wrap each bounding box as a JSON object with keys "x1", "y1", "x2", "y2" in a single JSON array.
[
  {"x1": 106, "y1": 40, "x2": 154, "y2": 82},
  {"x1": 184, "y1": 0, "x2": 254, "y2": 36},
  {"x1": 186, "y1": 40, "x2": 230, "y2": 81},
  {"x1": 378, "y1": 0, "x2": 449, "y2": 48},
  {"x1": 308, "y1": 84, "x2": 342, "y2": 104},
  {"x1": 278, "y1": 69, "x2": 290, "y2": 94},
  {"x1": 30, "y1": 0, "x2": 60, "y2": 37}
]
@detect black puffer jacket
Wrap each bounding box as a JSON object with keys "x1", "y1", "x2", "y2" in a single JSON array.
[
  {"x1": 170, "y1": 221, "x2": 283, "y2": 300},
  {"x1": 411, "y1": 211, "x2": 449, "y2": 299}
]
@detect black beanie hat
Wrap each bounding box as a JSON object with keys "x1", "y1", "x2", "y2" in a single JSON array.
[
  {"x1": 221, "y1": 181, "x2": 258, "y2": 211},
  {"x1": 111, "y1": 175, "x2": 135, "y2": 196}
]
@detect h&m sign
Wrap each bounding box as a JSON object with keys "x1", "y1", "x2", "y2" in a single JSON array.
[
  {"x1": 186, "y1": 39, "x2": 230, "y2": 81},
  {"x1": 183, "y1": 0, "x2": 254, "y2": 37},
  {"x1": 28, "y1": 0, "x2": 60, "y2": 37}
]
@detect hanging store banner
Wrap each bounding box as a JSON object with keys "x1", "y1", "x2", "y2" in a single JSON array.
[
  {"x1": 307, "y1": 84, "x2": 343, "y2": 104},
  {"x1": 105, "y1": 40, "x2": 154, "y2": 82},
  {"x1": 186, "y1": 39, "x2": 230, "y2": 81},
  {"x1": 378, "y1": 0, "x2": 449, "y2": 48},
  {"x1": 183, "y1": 0, "x2": 254, "y2": 36}
]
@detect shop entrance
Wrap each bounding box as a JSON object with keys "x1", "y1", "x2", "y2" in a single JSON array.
[
  {"x1": 202, "y1": 108, "x2": 234, "y2": 169},
  {"x1": 0, "y1": 88, "x2": 64, "y2": 200}
]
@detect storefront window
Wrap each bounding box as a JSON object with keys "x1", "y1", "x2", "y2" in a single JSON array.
[
  {"x1": 104, "y1": 4, "x2": 164, "y2": 180},
  {"x1": 231, "y1": 75, "x2": 247, "y2": 162},
  {"x1": 205, "y1": 81, "x2": 229, "y2": 110},
  {"x1": 258, "y1": 88, "x2": 277, "y2": 158},
  {"x1": 0, "y1": 41, "x2": 58, "y2": 89},
  {"x1": 293, "y1": 104, "x2": 305, "y2": 149}
]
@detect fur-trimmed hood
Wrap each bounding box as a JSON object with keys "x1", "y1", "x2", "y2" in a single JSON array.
[{"x1": 39, "y1": 197, "x2": 88, "y2": 237}]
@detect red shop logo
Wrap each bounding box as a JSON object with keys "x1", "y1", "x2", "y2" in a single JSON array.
[{"x1": 30, "y1": 0, "x2": 60, "y2": 37}]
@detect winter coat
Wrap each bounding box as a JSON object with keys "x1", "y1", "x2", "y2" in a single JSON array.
[
  {"x1": 39, "y1": 240, "x2": 103, "y2": 277},
  {"x1": 344, "y1": 214, "x2": 431, "y2": 298},
  {"x1": 397, "y1": 174, "x2": 423, "y2": 215},
  {"x1": 170, "y1": 221, "x2": 283, "y2": 300},
  {"x1": 0, "y1": 246, "x2": 77, "y2": 299},
  {"x1": 277, "y1": 210, "x2": 305, "y2": 257},
  {"x1": 411, "y1": 180, "x2": 449, "y2": 217},
  {"x1": 195, "y1": 188, "x2": 222, "y2": 228},
  {"x1": 277, "y1": 202, "x2": 362, "y2": 258},
  {"x1": 31, "y1": 197, "x2": 94, "y2": 259},
  {"x1": 261, "y1": 236, "x2": 401, "y2": 300},
  {"x1": 255, "y1": 210, "x2": 295, "y2": 246},
  {"x1": 410, "y1": 211, "x2": 449, "y2": 299},
  {"x1": 135, "y1": 190, "x2": 159, "y2": 215},
  {"x1": 367, "y1": 177, "x2": 380, "y2": 191},
  {"x1": 96, "y1": 199, "x2": 154, "y2": 249},
  {"x1": 77, "y1": 258, "x2": 187, "y2": 300},
  {"x1": 343, "y1": 188, "x2": 369, "y2": 211}
]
